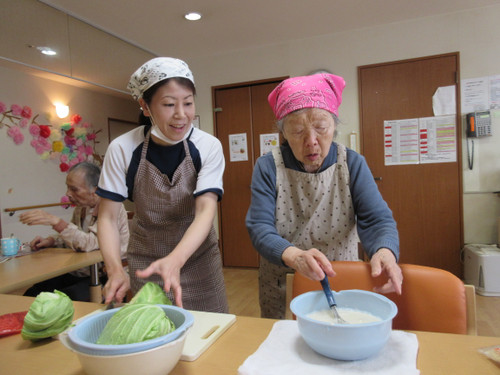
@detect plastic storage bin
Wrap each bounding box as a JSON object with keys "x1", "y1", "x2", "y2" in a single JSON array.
[{"x1": 463, "y1": 244, "x2": 500, "y2": 296}]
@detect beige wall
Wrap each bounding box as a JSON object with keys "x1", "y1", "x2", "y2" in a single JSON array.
[
  {"x1": 190, "y1": 4, "x2": 500, "y2": 246},
  {"x1": 0, "y1": 65, "x2": 137, "y2": 242}
]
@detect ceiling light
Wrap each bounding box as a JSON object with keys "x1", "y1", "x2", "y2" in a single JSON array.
[
  {"x1": 184, "y1": 12, "x2": 202, "y2": 21},
  {"x1": 37, "y1": 46, "x2": 57, "y2": 56}
]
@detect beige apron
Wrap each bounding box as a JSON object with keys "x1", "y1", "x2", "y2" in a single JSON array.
[
  {"x1": 259, "y1": 144, "x2": 359, "y2": 318},
  {"x1": 128, "y1": 130, "x2": 228, "y2": 312}
]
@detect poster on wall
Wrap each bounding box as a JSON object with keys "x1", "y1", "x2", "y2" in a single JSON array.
[
  {"x1": 419, "y1": 115, "x2": 457, "y2": 164},
  {"x1": 229, "y1": 133, "x2": 248, "y2": 162},
  {"x1": 384, "y1": 115, "x2": 457, "y2": 166},
  {"x1": 461, "y1": 77, "x2": 489, "y2": 113},
  {"x1": 460, "y1": 74, "x2": 500, "y2": 112},
  {"x1": 384, "y1": 118, "x2": 420, "y2": 165},
  {"x1": 259, "y1": 133, "x2": 279, "y2": 156}
]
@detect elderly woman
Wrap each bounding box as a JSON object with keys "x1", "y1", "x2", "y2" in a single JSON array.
[{"x1": 245, "y1": 73, "x2": 403, "y2": 319}]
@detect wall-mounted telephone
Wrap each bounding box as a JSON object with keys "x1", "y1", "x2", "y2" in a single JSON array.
[
  {"x1": 465, "y1": 110, "x2": 493, "y2": 170},
  {"x1": 466, "y1": 111, "x2": 492, "y2": 137}
]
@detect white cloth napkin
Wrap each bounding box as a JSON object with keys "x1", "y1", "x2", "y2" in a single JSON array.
[{"x1": 238, "y1": 320, "x2": 420, "y2": 375}]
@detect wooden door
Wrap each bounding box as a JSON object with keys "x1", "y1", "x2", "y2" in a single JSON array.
[
  {"x1": 358, "y1": 53, "x2": 463, "y2": 277},
  {"x1": 214, "y1": 79, "x2": 283, "y2": 267}
]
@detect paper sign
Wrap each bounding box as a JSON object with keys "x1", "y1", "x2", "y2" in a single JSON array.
[
  {"x1": 259, "y1": 133, "x2": 279, "y2": 156},
  {"x1": 229, "y1": 133, "x2": 248, "y2": 162},
  {"x1": 384, "y1": 119, "x2": 420, "y2": 165},
  {"x1": 419, "y1": 115, "x2": 457, "y2": 164}
]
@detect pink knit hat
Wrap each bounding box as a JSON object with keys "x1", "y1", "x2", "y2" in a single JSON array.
[{"x1": 268, "y1": 73, "x2": 345, "y2": 120}]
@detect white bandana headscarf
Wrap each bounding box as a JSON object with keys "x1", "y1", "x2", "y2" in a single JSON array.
[{"x1": 127, "y1": 57, "x2": 195, "y2": 100}]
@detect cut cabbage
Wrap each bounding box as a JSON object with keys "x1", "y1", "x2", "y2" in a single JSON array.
[
  {"x1": 96, "y1": 303, "x2": 175, "y2": 345},
  {"x1": 129, "y1": 282, "x2": 172, "y2": 305},
  {"x1": 21, "y1": 290, "x2": 74, "y2": 341}
]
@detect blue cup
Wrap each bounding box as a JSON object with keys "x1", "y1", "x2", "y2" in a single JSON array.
[{"x1": 1, "y1": 237, "x2": 21, "y2": 256}]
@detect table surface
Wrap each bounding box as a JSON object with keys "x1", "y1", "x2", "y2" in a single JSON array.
[
  {"x1": 0, "y1": 247, "x2": 103, "y2": 294},
  {"x1": 0, "y1": 294, "x2": 498, "y2": 375}
]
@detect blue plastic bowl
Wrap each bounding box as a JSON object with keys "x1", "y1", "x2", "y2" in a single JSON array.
[
  {"x1": 67, "y1": 304, "x2": 194, "y2": 356},
  {"x1": 290, "y1": 290, "x2": 397, "y2": 361}
]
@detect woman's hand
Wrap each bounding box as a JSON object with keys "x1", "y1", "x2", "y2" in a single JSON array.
[
  {"x1": 102, "y1": 268, "x2": 130, "y2": 304},
  {"x1": 98, "y1": 198, "x2": 131, "y2": 304},
  {"x1": 136, "y1": 254, "x2": 183, "y2": 307},
  {"x1": 282, "y1": 246, "x2": 335, "y2": 280},
  {"x1": 370, "y1": 248, "x2": 403, "y2": 295}
]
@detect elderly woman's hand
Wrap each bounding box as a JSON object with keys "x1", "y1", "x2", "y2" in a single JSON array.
[
  {"x1": 370, "y1": 248, "x2": 403, "y2": 295},
  {"x1": 282, "y1": 246, "x2": 335, "y2": 281}
]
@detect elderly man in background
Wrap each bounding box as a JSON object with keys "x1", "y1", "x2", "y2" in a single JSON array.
[{"x1": 19, "y1": 161, "x2": 129, "y2": 301}]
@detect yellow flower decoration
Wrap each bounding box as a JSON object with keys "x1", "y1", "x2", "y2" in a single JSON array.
[
  {"x1": 40, "y1": 151, "x2": 50, "y2": 160},
  {"x1": 52, "y1": 140, "x2": 64, "y2": 152}
]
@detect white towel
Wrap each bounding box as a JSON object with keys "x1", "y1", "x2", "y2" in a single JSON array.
[{"x1": 238, "y1": 320, "x2": 420, "y2": 375}]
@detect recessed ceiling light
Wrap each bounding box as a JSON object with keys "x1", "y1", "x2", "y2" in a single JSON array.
[
  {"x1": 184, "y1": 12, "x2": 202, "y2": 21},
  {"x1": 37, "y1": 46, "x2": 57, "y2": 56}
]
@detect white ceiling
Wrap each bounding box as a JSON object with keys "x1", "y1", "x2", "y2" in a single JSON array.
[{"x1": 39, "y1": 0, "x2": 500, "y2": 61}]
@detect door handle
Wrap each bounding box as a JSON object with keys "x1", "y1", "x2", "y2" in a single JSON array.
[{"x1": 374, "y1": 177, "x2": 382, "y2": 181}]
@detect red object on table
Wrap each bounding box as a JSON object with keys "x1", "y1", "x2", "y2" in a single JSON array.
[{"x1": 0, "y1": 311, "x2": 28, "y2": 337}]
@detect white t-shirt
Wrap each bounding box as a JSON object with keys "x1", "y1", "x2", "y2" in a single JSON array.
[{"x1": 97, "y1": 125, "x2": 225, "y2": 202}]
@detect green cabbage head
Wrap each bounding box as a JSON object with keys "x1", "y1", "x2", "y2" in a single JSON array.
[
  {"x1": 96, "y1": 303, "x2": 175, "y2": 345},
  {"x1": 129, "y1": 282, "x2": 172, "y2": 305},
  {"x1": 21, "y1": 290, "x2": 74, "y2": 341}
]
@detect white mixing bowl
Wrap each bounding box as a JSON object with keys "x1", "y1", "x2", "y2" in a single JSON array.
[
  {"x1": 61, "y1": 324, "x2": 188, "y2": 375},
  {"x1": 290, "y1": 289, "x2": 397, "y2": 361}
]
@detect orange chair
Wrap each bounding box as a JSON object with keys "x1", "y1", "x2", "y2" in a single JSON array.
[{"x1": 286, "y1": 261, "x2": 476, "y2": 335}]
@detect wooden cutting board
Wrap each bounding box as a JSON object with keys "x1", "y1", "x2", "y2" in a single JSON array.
[{"x1": 181, "y1": 310, "x2": 236, "y2": 361}]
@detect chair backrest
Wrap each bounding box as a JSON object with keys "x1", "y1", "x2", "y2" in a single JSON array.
[{"x1": 288, "y1": 261, "x2": 475, "y2": 335}]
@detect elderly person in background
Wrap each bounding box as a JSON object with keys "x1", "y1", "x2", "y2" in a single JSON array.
[
  {"x1": 19, "y1": 162, "x2": 129, "y2": 301},
  {"x1": 245, "y1": 73, "x2": 402, "y2": 319}
]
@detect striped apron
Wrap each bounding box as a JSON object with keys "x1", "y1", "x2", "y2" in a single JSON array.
[{"x1": 128, "y1": 130, "x2": 228, "y2": 312}]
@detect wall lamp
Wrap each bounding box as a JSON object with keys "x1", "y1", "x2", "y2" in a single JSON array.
[{"x1": 55, "y1": 103, "x2": 69, "y2": 119}]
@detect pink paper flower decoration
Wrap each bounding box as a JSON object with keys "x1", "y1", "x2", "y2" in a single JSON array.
[
  {"x1": 2, "y1": 102, "x2": 102, "y2": 173},
  {"x1": 7, "y1": 127, "x2": 24, "y2": 145},
  {"x1": 60, "y1": 195, "x2": 72, "y2": 209},
  {"x1": 64, "y1": 135, "x2": 76, "y2": 146},
  {"x1": 19, "y1": 118, "x2": 28, "y2": 128},
  {"x1": 21, "y1": 106, "x2": 32, "y2": 119},
  {"x1": 29, "y1": 124, "x2": 40, "y2": 136},
  {"x1": 10, "y1": 104, "x2": 22, "y2": 116}
]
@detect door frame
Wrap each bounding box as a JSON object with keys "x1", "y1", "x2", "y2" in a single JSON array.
[{"x1": 212, "y1": 76, "x2": 287, "y2": 266}]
